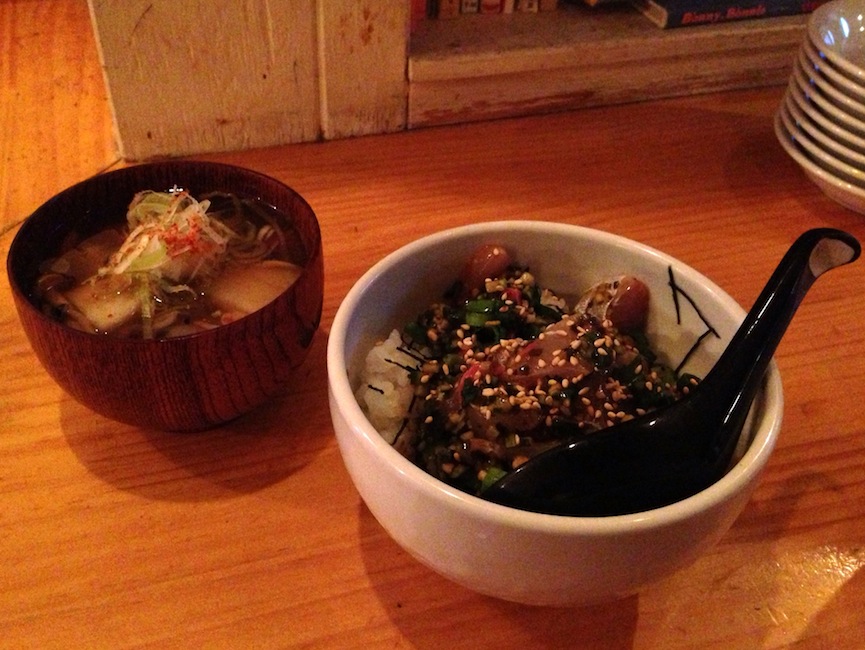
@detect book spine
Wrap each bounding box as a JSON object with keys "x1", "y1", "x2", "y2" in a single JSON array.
[
  {"x1": 461, "y1": 0, "x2": 480, "y2": 12},
  {"x1": 437, "y1": 0, "x2": 461, "y2": 18},
  {"x1": 632, "y1": 0, "x2": 825, "y2": 28},
  {"x1": 479, "y1": 0, "x2": 503, "y2": 13},
  {"x1": 411, "y1": 0, "x2": 428, "y2": 32},
  {"x1": 516, "y1": 0, "x2": 539, "y2": 11}
]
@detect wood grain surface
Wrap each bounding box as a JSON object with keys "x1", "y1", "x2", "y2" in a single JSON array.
[{"x1": 2, "y1": 2, "x2": 865, "y2": 648}]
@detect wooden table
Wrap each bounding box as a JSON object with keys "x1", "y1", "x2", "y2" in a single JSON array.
[{"x1": 3, "y1": 2, "x2": 865, "y2": 648}]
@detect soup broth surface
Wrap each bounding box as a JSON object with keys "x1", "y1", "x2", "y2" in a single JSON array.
[{"x1": 35, "y1": 189, "x2": 306, "y2": 339}]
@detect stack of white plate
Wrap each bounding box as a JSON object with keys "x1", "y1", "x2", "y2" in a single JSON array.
[{"x1": 776, "y1": 0, "x2": 865, "y2": 213}]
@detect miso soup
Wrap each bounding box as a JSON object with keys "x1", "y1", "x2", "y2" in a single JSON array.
[{"x1": 35, "y1": 189, "x2": 307, "y2": 339}]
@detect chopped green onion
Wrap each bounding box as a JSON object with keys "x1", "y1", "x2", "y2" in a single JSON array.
[
  {"x1": 480, "y1": 466, "x2": 509, "y2": 492},
  {"x1": 465, "y1": 311, "x2": 492, "y2": 328}
]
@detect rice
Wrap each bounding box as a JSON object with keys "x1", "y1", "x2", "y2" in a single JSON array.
[{"x1": 355, "y1": 329, "x2": 415, "y2": 442}]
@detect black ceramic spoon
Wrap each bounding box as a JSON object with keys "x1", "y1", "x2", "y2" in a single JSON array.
[{"x1": 483, "y1": 228, "x2": 860, "y2": 517}]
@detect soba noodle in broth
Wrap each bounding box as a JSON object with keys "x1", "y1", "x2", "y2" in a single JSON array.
[{"x1": 35, "y1": 188, "x2": 306, "y2": 339}]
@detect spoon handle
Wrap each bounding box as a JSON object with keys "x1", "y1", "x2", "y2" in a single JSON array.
[{"x1": 699, "y1": 228, "x2": 860, "y2": 465}]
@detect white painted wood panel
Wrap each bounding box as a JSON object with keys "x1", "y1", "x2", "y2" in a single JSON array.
[
  {"x1": 88, "y1": 0, "x2": 321, "y2": 160},
  {"x1": 88, "y1": 0, "x2": 409, "y2": 160},
  {"x1": 317, "y1": 3, "x2": 409, "y2": 139}
]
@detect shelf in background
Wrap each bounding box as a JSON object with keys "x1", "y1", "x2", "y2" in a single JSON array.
[{"x1": 408, "y1": 3, "x2": 807, "y2": 127}]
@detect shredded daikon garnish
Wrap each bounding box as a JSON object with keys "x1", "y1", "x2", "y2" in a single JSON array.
[{"x1": 97, "y1": 188, "x2": 237, "y2": 283}]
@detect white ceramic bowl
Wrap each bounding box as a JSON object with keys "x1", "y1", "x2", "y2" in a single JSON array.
[
  {"x1": 792, "y1": 60, "x2": 865, "y2": 137},
  {"x1": 327, "y1": 222, "x2": 784, "y2": 606},
  {"x1": 797, "y1": 47, "x2": 865, "y2": 121},
  {"x1": 809, "y1": 0, "x2": 865, "y2": 83},
  {"x1": 784, "y1": 89, "x2": 865, "y2": 167},
  {"x1": 775, "y1": 108, "x2": 865, "y2": 214},
  {"x1": 803, "y1": 38, "x2": 865, "y2": 104},
  {"x1": 787, "y1": 72, "x2": 865, "y2": 154},
  {"x1": 779, "y1": 95, "x2": 865, "y2": 185}
]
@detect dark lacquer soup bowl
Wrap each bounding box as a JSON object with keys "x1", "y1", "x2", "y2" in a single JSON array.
[{"x1": 7, "y1": 161, "x2": 324, "y2": 431}]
